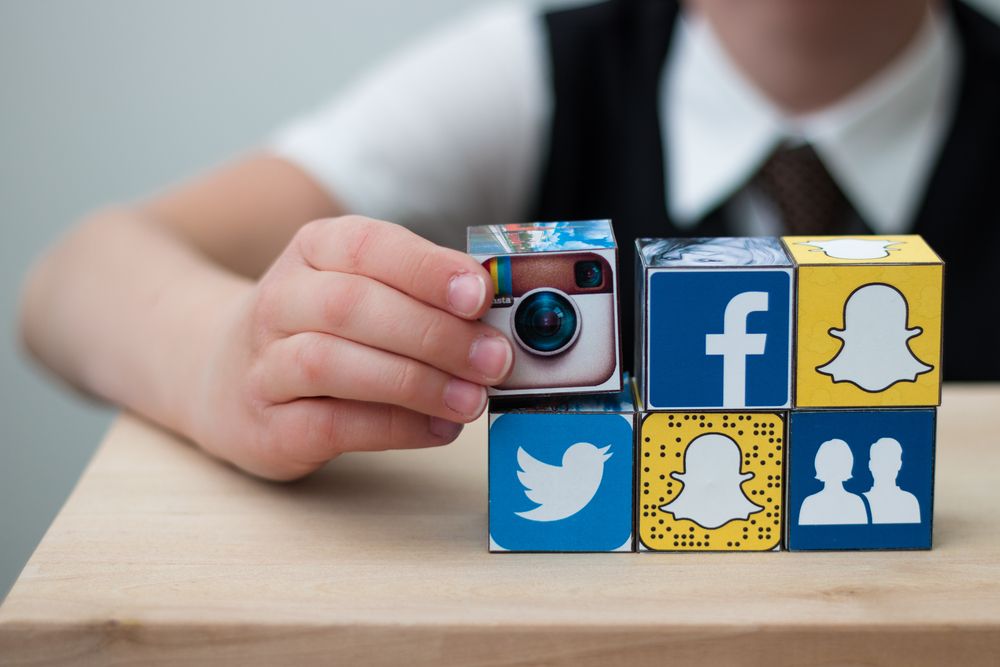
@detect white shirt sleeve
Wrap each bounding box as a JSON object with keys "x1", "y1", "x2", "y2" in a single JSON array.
[{"x1": 268, "y1": 2, "x2": 550, "y2": 250}]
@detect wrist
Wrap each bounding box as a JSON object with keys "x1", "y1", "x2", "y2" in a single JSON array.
[{"x1": 171, "y1": 270, "x2": 254, "y2": 445}]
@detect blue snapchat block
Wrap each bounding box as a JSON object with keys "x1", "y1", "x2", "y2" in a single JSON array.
[
  {"x1": 647, "y1": 269, "x2": 792, "y2": 409},
  {"x1": 489, "y1": 412, "x2": 634, "y2": 552},
  {"x1": 787, "y1": 410, "x2": 935, "y2": 550}
]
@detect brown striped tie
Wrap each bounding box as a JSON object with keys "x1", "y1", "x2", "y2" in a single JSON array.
[{"x1": 752, "y1": 143, "x2": 854, "y2": 235}]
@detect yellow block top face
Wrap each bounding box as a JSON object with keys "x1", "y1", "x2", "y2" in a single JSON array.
[
  {"x1": 782, "y1": 235, "x2": 942, "y2": 265},
  {"x1": 795, "y1": 263, "x2": 943, "y2": 407},
  {"x1": 638, "y1": 412, "x2": 783, "y2": 552}
]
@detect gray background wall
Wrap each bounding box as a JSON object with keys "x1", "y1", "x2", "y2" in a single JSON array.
[
  {"x1": 0, "y1": 0, "x2": 510, "y2": 599},
  {"x1": 2, "y1": 0, "x2": 998, "y2": 599}
]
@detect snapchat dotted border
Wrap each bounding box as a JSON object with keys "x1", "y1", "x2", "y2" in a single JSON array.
[{"x1": 638, "y1": 412, "x2": 785, "y2": 552}]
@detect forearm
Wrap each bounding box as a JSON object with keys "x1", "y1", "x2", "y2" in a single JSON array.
[
  {"x1": 19, "y1": 207, "x2": 251, "y2": 437},
  {"x1": 16, "y1": 155, "x2": 498, "y2": 480}
]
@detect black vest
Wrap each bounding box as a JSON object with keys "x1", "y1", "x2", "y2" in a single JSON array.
[{"x1": 532, "y1": 0, "x2": 1000, "y2": 381}]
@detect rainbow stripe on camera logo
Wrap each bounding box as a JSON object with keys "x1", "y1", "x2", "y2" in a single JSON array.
[{"x1": 486, "y1": 256, "x2": 513, "y2": 297}]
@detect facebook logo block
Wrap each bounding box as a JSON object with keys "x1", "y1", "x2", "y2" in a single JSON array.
[{"x1": 647, "y1": 270, "x2": 792, "y2": 409}]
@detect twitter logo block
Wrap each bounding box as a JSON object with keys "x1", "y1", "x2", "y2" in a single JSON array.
[
  {"x1": 634, "y1": 238, "x2": 793, "y2": 410},
  {"x1": 489, "y1": 389, "x2": 634, "y2": 552}
]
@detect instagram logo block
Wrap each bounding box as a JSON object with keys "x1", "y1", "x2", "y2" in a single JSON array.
[
  {"x1": 634, "y1": 238, "x2": 793, "y2": 410},
  {"x1": 468, "y1": 221, "x2": 622, "y2": 397}
]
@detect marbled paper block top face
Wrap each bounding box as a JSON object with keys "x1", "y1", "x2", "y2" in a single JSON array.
[
  {"x1": 795, "y1": 264, "x2": 942, "y2": 407},
  {"x1": 637, "y1": 237, "x2": 791, "y2": 267},
  {"x1": 638, "y1": 412, "x2": 784, "y2": 552}
]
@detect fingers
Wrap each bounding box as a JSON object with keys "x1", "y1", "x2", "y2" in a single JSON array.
[
  {"x1": 265, "y1": 398, "x2": 463, "y2": 466},
  {"x1": 256, "y1": 332, "x2": 488, "y2": 422},
  {"x1": 270, "y1": 269, "x2": 512, "y2": 384},
  {"x1": 294, "y1": 216, "x2": 493, "y2": 320}
]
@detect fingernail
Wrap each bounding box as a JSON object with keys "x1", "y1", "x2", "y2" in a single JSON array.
[
  {"x1": 448, "y1": 273, "x2": 487, "y2": 317},
  {"x1": 469, "y1": 335, "x2": 512, "y2": 382},
  {"x1": 429, "y1": 417, "x2": 463, "y2": 441},
  {"x1": 443, "y1": 378, "x2": 487, "y2": 418}
]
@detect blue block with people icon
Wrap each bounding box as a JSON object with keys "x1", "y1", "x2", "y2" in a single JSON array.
[{"x1": 786, "y1": 409, "x2": 935, "y2": 550}]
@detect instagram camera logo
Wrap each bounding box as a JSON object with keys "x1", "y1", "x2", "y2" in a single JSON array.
[{"x1": 482, "y1": 252, "x2": 618, "y2": 391}]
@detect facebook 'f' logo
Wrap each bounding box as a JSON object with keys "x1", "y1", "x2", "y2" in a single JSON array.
[
  {"x1": 706, "y1": 292, "x2": 769, "y2": 407},
  {"x1": 647, "y1": 271, "x2": 791, "y2": 409}
]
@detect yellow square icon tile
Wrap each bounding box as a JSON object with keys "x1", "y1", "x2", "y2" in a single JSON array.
[
  {"x1": 638, "y1": 412, "x2": 784, "y2": 552},
  {"x1": 782, "y1": 235, "x2": 942, "y2": 265},
  {"x1": 794, "y1": 263, "x2": 943, "y2": 408}
]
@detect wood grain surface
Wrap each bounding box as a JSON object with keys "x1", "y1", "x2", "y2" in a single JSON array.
[{"x1": 2, "y1": 385, "x2": 999, "y2": 665}]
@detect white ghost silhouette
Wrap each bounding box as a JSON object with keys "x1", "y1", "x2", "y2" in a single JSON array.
[
  {"x1": 798, "y1": 238, "x2": 902, "y2": 260},
  {"x1": 817, "y1": 283, "x2": 932, "y2": 392},
  {"x1": 659, "y1": 433, "x2": 762, "y2": 529},
  {"x1": 515, "y1": 443, "x2": 611, "y2": 522}
]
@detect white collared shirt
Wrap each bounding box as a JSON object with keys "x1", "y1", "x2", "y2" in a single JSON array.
[
  {"x1": 665, "y1": 8, "x2": 960, "y2": 235},
  {"x1": 271, "y1": 2, "x2": 960, "y2": 247}
]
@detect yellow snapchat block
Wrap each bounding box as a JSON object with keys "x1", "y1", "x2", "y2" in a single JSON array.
[
  {"x1": 638, "y1": 412, "x2": 783, "y2": 552},
  {"x1": 785, "y1": 235, "x2": 943, "y2": 408}
]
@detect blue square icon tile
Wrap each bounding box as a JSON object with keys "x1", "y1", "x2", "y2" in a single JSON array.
[
  {"x1": 489, "y1": 412, "x2": 634, "y2": 552},
  {"x1": 787, "y1": 410, "x2": 935, "y2": 550},
  {"x1": 645, "y1": 268, "x2": 793, "y2": 409}
]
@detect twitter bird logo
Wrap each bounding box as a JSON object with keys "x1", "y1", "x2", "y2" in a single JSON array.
[{"x1": 514, "y1": 442, "x2": 612, "y2": 522}]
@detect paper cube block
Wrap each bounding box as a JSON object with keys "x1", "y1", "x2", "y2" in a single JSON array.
[
  {"x1": 783, "y1": 235, "x2": 943, "y2": 408},
  {"x1": 637, "y1": 411, "x2": 785, "y2": 552},
  {"x1": 786, "y1": 409, "x2": 936, "y2": 550},
  {"x1": 467, "y1": 220, "x2": 621, "y2": 397},
  {"x1": 634, "y1": 238, "x2": 793, "y2": 410},
  {"x1": 488, "y1": 382, "x2": 635, "y2": 552}
]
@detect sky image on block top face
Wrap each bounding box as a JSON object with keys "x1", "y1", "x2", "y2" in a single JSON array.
[{"x1": 468, "y1": 220, "x2": 615, "y2": 255}]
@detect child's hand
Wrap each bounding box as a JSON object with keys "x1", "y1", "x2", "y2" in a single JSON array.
[{"x1": 189, "y1": 215, "x2": 511, "y2": 480}]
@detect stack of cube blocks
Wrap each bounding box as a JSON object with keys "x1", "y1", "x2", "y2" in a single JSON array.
[{"x1": 468, "y1": 222, "x2": 941, "y2": 553}]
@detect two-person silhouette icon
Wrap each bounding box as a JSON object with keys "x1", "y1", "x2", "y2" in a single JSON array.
[{"x1": 799, "y1": 436, "x2": 921, "y2": 525}]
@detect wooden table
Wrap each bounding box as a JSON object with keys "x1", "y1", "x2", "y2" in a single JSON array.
[{"x1": 2, "y1": 386, "x2": 999, "y2": 665}]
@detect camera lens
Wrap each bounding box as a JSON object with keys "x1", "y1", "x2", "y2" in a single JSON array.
[
  {"x1": 512, "y1": 290, "x2": 580, "y2": 355},
  {"x1": 574, "y1": 260, "x2": 603, "y2": 289}
]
